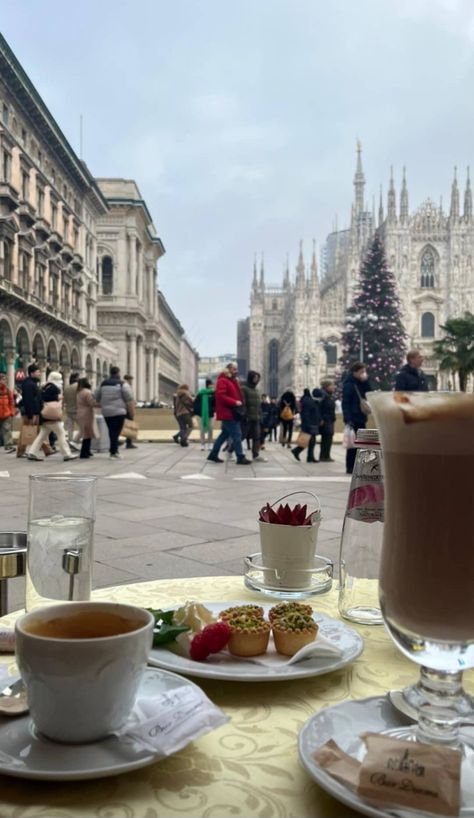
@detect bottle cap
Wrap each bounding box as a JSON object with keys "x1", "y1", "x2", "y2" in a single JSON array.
[{"x1": 355, "y1": 428, "x2": 380, "y2": 446}]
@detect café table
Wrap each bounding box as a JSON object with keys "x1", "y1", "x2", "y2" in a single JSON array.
[{"x1": 1, "y1": 576, "x2": 472, "y2": 818}]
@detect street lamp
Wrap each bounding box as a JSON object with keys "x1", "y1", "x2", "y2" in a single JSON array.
[
  {"x1": 350, "y1": 313, "x2": 377, "y2": 362},
  {"x1": 302, "y1": 352, "x2": 311, "y2": 384}
]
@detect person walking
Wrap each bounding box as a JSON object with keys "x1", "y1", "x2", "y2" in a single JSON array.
[
  {"x1": 27, "y1": 371, "x2": 77, "y2": 462},
  {"x1": 63, "y1": 372, "x2": 80, "y2": 450},
  {"x1": 291, "y1": 389, "x2": 320, "y2": 462},
  {"x1": 76, "y1": 378, "x2": 97, "y2": 459},
  {"x1": 95, "y1": 366, "x2": 133, "y2": 459},
  {"x1": 278, "y1": 389, "x2": 297, "y2": 447},
  {"x1": 16, "y1": 363, "x2": 44, "y2": 458},
  {"x1": 342, "y1": 361, "x2": 372, "y2": 474},
  {"x1": 395, "y1": 350, "x2": 429, "y2": 391},
  {"x1": 267, "y1": 397, "x2": 279, "y2": 442},
  {"x1": 174, "y1": 385, "x2": 194, "y2": 447},
  {"x1": 193, "y1": 379, "x2": 215, "y2": 450},
  {"x1": 318, "y1": 380, "x2": 336, "y2": 462},
  {"x1": 241, "y1": 370, "x2": 265, "y2": 461},
  {"x1": 0, "y1": 372, "x2": 16, "y2": 453},
  {"x1": 260, "y1": 394, "x2": 271, "y2": 449},
  {"x1": 123, "y1": 374, "x2": 138, "y2": 450},
  {"x1": 207, "y1": 362, "x2": 251, "y2": 465}
]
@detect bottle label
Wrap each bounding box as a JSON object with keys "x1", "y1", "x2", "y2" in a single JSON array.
[
  {"x1": 346, "y1": 483, "x2": 384, "y2": 523},
  {"x1": 347, "y1": 450, "x2": 384, "y2": 523}
]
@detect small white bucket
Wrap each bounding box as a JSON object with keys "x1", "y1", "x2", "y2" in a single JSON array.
[{"x1": 259, "y1": 492, "x2": 321, "y2": 590}]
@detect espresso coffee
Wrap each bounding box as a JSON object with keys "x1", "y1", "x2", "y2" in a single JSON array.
[
  {"x1": 373, "y1": 392, "x2": 474, "y2": 643},
  {"x1": 24, "y1": 610, "x2": 144, "y2": 639}
]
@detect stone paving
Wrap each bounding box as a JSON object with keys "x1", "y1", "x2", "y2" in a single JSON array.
[{"x1": 0, "y1": 439, "x2": 351, "y2": 611}]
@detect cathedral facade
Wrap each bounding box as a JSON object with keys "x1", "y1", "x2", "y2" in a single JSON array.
[{"x1": 240, "y1": 145, "x2": 474, "y2": 395}]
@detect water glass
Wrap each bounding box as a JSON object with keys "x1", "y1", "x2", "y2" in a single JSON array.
[{"x1": 26, "y1": 474, "x2": 97, "y2": 611}]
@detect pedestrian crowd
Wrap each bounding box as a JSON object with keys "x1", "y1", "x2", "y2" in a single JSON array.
[
  {"x1": 0, "y1": 363, "x2": 138, "y2": 462},
  {"x1": 0, "y1": 348, "x2": 430, "y2": 474}
]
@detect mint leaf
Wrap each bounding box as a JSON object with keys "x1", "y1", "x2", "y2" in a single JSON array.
[{"x1": 147, "y1": 608, "x2": 191, "y2": 647}]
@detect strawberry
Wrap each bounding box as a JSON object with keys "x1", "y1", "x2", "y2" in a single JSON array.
[
  {"x1": 201, "y1": 621, "x2": 231, "y2": 653},
  {"x1": 189, "y1": 633, "x2": 210, "y2": 661}
]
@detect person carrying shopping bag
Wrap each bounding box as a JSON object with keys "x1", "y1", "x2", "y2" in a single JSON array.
[{"x1": 27, "y1": 371, "x2": 77, "y2": 462}]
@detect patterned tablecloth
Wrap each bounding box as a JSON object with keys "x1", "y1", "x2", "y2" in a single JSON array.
[{"x1": 1, "y1": 577, "x2": 472, "y2": 818}]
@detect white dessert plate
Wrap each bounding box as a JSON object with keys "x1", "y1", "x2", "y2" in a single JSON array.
[
  {"x1": 0, "y1": 668, "x2": 202, "y2": 781},
  {"x1": 148, "y1": 601, "x2": 364, "y2": 681},
  {"x1": 298, "y1": 695, "x2": 474, "y2": 818}
]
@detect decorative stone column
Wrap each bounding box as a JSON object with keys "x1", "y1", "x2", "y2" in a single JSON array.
[
  {"x1": 6, "y1": 351, "x2": 15, "y2": 391},
  {"x1": 128, "y1": 333, "x2": 137, "y2": 382}
]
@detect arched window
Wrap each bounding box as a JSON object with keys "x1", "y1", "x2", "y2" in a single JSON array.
[
  {"x1": 268, "y1": 339, "x2": 279, "y2": 397},
  {"x1": 326, "y1": 344, "x2": 337, "y2": 365},
  {"x1": 420, "y1": 249, "x2": 435, "y2": 288},
  {"x1": 101, "y1": 256, "x2": 113, "y2": 295},
  {"x1": 0, "y1": 240, "x2": 12, "y2": 280},
  {"x1": 272, "y1": 299, "x2": 278, "y2": 311},
  {"x1": 421, "y1": 312, "x2": 435, "y2": 338}
]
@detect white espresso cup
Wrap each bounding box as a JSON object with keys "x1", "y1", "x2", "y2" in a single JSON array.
[{"x1": 15, "y1": 601, "x2": 154, "y2": 743}]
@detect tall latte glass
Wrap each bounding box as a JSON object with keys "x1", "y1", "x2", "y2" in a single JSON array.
[{"x1": 370, "y1": 391, "x2": 474, "y2": 746}]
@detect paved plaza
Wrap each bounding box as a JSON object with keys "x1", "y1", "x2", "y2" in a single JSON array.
[{"x1": 1, "y1": 441, "x2": 351, "y2": 611}]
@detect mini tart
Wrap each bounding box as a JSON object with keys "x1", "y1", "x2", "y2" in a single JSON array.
[
  {"x1": 272, "y1": 613, "x2": 318, "y2": 657},
  {"x1": 227, "y1": 615, "x2": 270, "y2": 657},
  {"x1": 219, "y1": 604, "x2": 264, "y2": 621},
  {"x1": 268, "y1": 602, "x2": 313, "y2": 623}
]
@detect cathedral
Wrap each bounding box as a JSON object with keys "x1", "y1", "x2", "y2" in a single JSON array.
[{"x1": 238, "y1": 144, "x2": 474, "y2": 395}]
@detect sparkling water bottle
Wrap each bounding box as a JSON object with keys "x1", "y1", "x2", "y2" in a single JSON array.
[{"x1": 338, "y1": 429, "x2": 384, "y2": 624}]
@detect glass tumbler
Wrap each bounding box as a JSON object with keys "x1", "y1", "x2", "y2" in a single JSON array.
[
  {"x1": 338, "y1": 429, "x2": 384, "y2": 624},
  {"x1": 26, "y1": 474, "x2": 97, "y2": 611}
]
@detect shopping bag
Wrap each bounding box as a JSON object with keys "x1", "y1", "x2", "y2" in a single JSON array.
[
  {"x1": 122, "y1": 419, "x2": 139, "y2": 439},
  {"x1": 295, "y1": 431, "x2": 311, "y2": 448},
  {"x1": 343, "y1": 424, "x2": 356, "y2": 449},
  {"x1": 19, "y1": 422, "x2": 39, "y2": 447}
]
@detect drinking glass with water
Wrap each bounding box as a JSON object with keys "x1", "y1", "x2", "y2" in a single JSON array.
[{"x1": 27, "y1": 474, "x2": 97, "y2": 611}]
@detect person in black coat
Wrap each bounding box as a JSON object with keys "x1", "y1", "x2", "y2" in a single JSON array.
[
  {"x1": 395, "y1": 350, "x2": 429, "y2": 392},
  {"x1": 342, "y1": 362, "x2": 372, "y2": 474},
  {"x1": 16, "y1": 363, "x2": 43, "y2": 458},
  {"x1": 278, "y1": 389, "x2": 297, "y2": 447},
  {"x1": 267, "y1": 397, "x2": 279, "y2": 442},
  {"x1": 317, "y1": 380, "x2": 336, "y2": 461},
  {"x1": 291, "y1": 389, "x2": 321, "y2": 463}
]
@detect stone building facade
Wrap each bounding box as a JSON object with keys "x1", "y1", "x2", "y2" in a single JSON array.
[
  {"x1": 0, "y1": 33, "x2": 116, "y2": 389},
  {"x1": 95, "y1": 179, "x2": 164, "y2": 401},
  {"x1": 157, "y1": 291, "x2": 183, "y2": 404},
  {"x1": 180, "y1": 336, "x2": 199, "y2": 393},
  {"x1": 240, "y1": 145, "x2": 474, "y2": 394}
]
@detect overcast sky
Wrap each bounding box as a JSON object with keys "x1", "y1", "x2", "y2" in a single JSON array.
[{"x1": 3, "y1": 0, "x2": 474, "y2": 354}]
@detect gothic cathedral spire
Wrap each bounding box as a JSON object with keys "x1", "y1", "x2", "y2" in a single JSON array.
[
  {"x1": 283, "y1": 253, "x2": 290, "y2": 287},
  {"x1": 353, "y1": 140, "x2": 365, "y2": 214},
  {"x1": 400, "y1": 167, "x2": 409, "y2": 225},
  {"x1": 465, "y1": 167, "x2": 472, "y2": 221},
  {"x1": 310, "y1": 239, "x2": 318, "y2": 287},
  {"x1": 252, "y1": 253, "x2": 258, "y2": 292},
  {"x1": 296, "y1": 240, "x2": 305, "y2": 288},
  {"x1": 378, "y1": 186, "x2": 384, "y2": 227},
  {"x1": 450, "y1": 166, "x2": 460, "y2": 220},
  {"x1": 387, "y1": 166, "x2": 397, "y2": 222},
  {"x1": 259, "y1": 253, "x2": 265, "y2": 288}
]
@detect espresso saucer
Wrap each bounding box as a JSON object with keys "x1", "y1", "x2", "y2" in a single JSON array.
[
  {"x1": 298, "y1": 695, "x2": 474, "y2": 818},
  {"x1": 0, "y1": 668, "x2": 201, "y2": 781}
]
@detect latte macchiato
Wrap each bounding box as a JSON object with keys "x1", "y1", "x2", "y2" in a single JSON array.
[{"x1": 371, "y1": 392, "x2": 474, "y2": 643}]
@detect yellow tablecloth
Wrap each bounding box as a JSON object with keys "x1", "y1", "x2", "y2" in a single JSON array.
[{"x1": 1, "y1": 577, "x2": 472, "y2": 818}]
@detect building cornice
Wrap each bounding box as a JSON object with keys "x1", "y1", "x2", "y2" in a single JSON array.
[{"x1": 0, "y1": 34, "x2": 108, "y2": 213}]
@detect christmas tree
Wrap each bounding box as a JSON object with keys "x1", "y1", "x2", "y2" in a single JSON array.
[{"x1": 339, "y1": 232, "x2": 406, "y2": 389}]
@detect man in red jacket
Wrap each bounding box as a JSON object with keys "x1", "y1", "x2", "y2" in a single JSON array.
[
  {"x1": 207, "y1": 363, "x2": 251, "y2": 464},
  {"x1": 0, "y1": 372, "x2": 16, "y2": 453}
]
